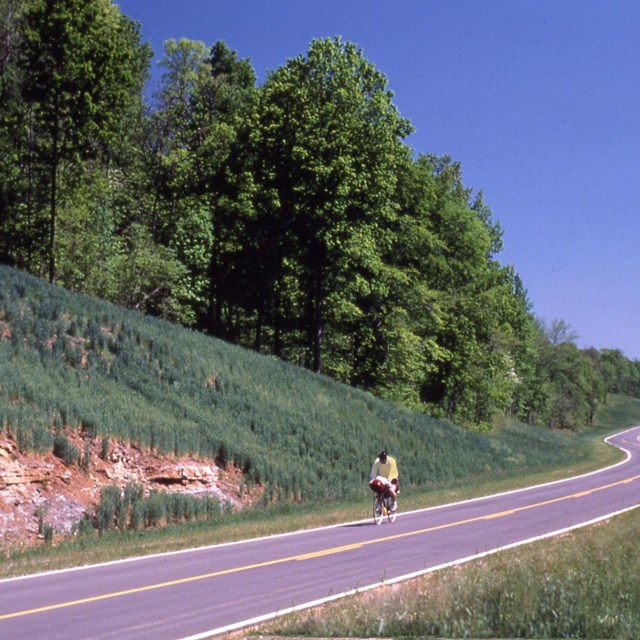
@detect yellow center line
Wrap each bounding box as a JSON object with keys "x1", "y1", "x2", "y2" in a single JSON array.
[
  {"x1": 295, "y1": 542, "x2": 364, "y2": 561},
  {"x1": 0, "y1": 555, "x2": 293, "y2": 621},
  {"x1": 2, "y1": 472, "x2": 639, "y2": 622}
]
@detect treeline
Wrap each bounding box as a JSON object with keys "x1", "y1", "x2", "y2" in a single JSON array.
[{"x1": 0, "y1": 0, "x2": 637, "y2": 429}]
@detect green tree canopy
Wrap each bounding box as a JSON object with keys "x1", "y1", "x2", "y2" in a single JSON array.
[
  {"x1": 148, "y1": 38, "x2": 257, "y2": 328},
  {"x1": 18, "y1": 0, "x2": 151, "y2": 283},
  {"x1": 1, "y1": 14, "x2": 627, "y2": 432},
  {"x1": 253, "y1": 36, "x2": 412, "y2": 373}
]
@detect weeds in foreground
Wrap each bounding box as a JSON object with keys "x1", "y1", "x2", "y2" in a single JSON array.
[{"x1": 90, "y1": 483, "x2": 228, "y2": 534}]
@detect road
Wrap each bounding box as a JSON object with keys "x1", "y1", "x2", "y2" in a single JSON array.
[{"x1": 1, "y1": 426, "x2": 639, "y2": 639}]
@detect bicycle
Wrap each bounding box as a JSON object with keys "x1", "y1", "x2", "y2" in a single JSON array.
[{"x1": 369, "y1": 477, "x2": 397, "y2": 525}]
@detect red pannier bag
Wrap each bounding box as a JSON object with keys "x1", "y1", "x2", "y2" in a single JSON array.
[{"x1": 369, "y1": 477, "x2": 388, "y2": 494}]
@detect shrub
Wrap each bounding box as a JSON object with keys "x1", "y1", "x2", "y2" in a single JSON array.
[
  {"x1": 53, "y1": 433, "x2": 80, "y2": 466},
  {"x1": 89, "y1": 483, "x2": 222, "y2": 534},
  {"x1": 99, "y1": 435, "x2": 110, "y2": 460},
  {"x1": 96, "y1": 485, "x2": 122, "y2": 532}
]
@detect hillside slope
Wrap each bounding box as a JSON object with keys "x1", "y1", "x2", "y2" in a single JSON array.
[{"x1": 0, "y1": 266, "x2": 589, "y2": 546}]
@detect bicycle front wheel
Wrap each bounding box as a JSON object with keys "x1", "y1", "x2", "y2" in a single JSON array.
[{"x1": 373, "y1": 496, "x2": 384, "y2": 525}]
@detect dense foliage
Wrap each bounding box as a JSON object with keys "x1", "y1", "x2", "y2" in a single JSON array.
[
  {"x1": 0, "y1": 265, "x2": 592, "y2": 503},
  {"x1": 1, "y1": 1, "x2": 638, "y2": 429}
]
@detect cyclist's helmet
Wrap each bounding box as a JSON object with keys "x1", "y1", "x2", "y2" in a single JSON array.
[{"x1": 379, "y1": 450, "x2": 388, "y2": 463}]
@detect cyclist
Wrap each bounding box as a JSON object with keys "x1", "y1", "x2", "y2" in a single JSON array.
[{"x1": 369, "y1": 450, "x2": 400, "y2": 511}]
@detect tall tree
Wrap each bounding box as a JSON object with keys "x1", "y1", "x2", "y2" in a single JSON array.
[
  {"x1": 254, "y1": 36, "x2": 412, "y2": 373},
  {"x1": 18, "y1": 0, "x2": 151, "y2": 283},
  {"x1": 149, "y1": 38, "x2": 256, "y2": 329},
  {"x1": 386, "y1": 154, "x2": 535, "y2": 427},
  {"x1": 0, "y1": 0, "x2": 42, "y2": 269}
]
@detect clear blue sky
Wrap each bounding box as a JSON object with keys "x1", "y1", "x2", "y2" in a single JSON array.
[{"x1": 116, "y1": 0, "x2": 640, "y2": 360}]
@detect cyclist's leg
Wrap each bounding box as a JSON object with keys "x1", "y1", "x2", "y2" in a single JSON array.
[{"x1": 389, "y1": 478, "x2": 399, "y2": 510}]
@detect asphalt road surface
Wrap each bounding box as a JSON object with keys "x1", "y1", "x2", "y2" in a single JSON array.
[{"x1": 2, "y1": 426, "x2": 639, "y2": 639}]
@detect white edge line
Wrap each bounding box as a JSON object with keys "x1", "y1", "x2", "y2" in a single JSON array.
[
  {"x1": 185, "y1": 500, "x2": 640, "y2": 640},
  {"x1": 2, "y1": 426, "x2": 639, "y2": 586}
]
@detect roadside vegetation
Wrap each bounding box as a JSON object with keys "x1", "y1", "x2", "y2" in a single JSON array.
[
  {"x1": 0, "y1": 264, "x2": 634, "y2": 584},
  {"x1": 590, "y1": 393, "x2": 640, "y2": 434},
  {"x1": 0, "y1": 264, "x2": 598, "y2": 511}
]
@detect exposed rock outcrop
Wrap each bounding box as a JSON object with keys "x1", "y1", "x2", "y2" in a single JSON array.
[{"x1": 0, "y1": 433, "x2": 259, "y2": 550}]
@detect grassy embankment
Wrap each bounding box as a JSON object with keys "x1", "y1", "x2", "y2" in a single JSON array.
[
  {"x1": 254, "y1": 394, "x2": 640, "y2": 639},
  {"x1": 0, "y1": 264, "x2": 634, "y2": 588}
]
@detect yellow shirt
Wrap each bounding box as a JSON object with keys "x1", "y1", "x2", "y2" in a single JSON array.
[{"x1": 370, "y1": 455, "x2": 398, "y2": 482}]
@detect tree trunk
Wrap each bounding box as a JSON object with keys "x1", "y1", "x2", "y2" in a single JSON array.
[
  {"x1": 48, "y1": 124, "x2": 58, "y2": 285},
  {"x1": 313, "y1": 266, "x2": 323, "y2": 374}
]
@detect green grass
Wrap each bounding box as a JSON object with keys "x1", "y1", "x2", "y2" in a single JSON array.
[
  {"x1": 0, "y1": 264, "x2": 602, "y2": 506},
  {"x1": 1, "y1": 264, "x2": 591, "y2": 505},
  {"x1": 593, "y1": 393, "x2": 640, "y2": 433}
]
